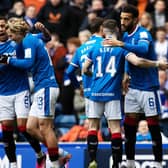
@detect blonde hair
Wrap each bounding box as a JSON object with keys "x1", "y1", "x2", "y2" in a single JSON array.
[
  {"x1": 78, "y1": 30, "x2": 92, "y2": 44},
  {"x1": 7, "y1": 17, "x2": 30, "y2": 35}
]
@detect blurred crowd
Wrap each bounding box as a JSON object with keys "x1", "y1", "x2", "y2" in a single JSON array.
[{"x1": 0, "y1": 0, "x2": 168, "y2": 142}]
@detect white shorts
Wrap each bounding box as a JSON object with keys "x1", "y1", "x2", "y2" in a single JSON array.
[
  {"x1": 29, "y1": 87, "x2": 59, "y2": 119},
  {"x1": 125, "y1": 88, "x2": 162, "y2": 117},
  {"x1": 0, "y1": 90, "x2": 30, "y2": 121},
  {"x1": 85, "y1": 98, "x2": 91, "y2": 115},
  {"x1": 87, "y1": 99, "x2": 122, "y2": 120}
]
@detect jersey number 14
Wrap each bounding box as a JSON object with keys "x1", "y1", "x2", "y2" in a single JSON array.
[{"x1": 96, "y1": 56, "x2": 116, "y2": 77}]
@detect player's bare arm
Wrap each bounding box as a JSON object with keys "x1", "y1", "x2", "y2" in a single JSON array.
[
  {"x1": 103, "y1": 39, "x2": 124, "y2": 47},
  {"x1": 82, "y1": 59, "x2": 92, "y2": 76},
  {"x1": 34, "y1": 22, "x2": 51, "y2": 40},
  {"x1": 126, "y1": 53, "x2": 168, "y2": 70}
]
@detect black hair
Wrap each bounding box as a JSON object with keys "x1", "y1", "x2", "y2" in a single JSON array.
[
  {"x1": 121, "y1": 5, "x2": 139, "y2": 18},
  {"x1": 0, "y1": 15, "x2": 7, "y2": 21},
  {"x1": 89, "y1": 17, "x2": 104, "y2": 34}
]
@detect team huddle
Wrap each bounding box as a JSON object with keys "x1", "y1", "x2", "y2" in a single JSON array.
[
  {"x1": 0, "y1": 16, "x2": 70, "y2": 168},
  {"x1": 0, "y1": 4, "x2": 167, "y2": 168}
]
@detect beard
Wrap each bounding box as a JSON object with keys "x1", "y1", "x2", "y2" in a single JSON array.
[{"x1": 121, "y1": 23, "x2": 134, "y2": 33}]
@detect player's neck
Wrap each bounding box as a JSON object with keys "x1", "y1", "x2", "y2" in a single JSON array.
[{"x1": 128, "y1": 24, "x2": 138, "y2": 35}]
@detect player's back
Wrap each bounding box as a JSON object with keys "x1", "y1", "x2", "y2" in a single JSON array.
[
  {"x1": 123, "y1": 26, "x2": 159, "y2": 91},
  {"x1": 88, "y1": 43, "x2": 128, "y2": 102},
  {"x1": 0, "y1": 40, "x2": 29, "y2": 95},
  {"x1": 21, "y1": 33, "x2": 58, "y2": 91},
  {"x1": 70, "y1": 35, "x2": 103, "y2": 97}
]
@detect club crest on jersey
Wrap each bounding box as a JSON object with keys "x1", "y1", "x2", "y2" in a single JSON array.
[{"x1": 140, "y1": 31, "x2": 148, "y2": 38}]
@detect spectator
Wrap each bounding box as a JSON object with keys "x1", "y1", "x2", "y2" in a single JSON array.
[
  {"x1": 139, "y1": 12, "x2": 155, "y2": 38},
  {"x1": 137, "y1": 120, "x2": 168, "y2": 143},
  {"x1": 59, "y1": 118, "x2": 103, "y2": 142},
  {"x1": 60, "y1": 37, "x2": 81, "y2": 117},
  {"x1": 150, "y1": 0, "x2": 168, "y2": 29},
  {"x1": 68, "y1": 0, "x2": 87, "y2": 37},
  {"x1": 87, "y1": 0, "x2": 108, "y2": 18},
  {"x1": 37, "y1": 0, "x2": 76, "y2": 43},
  {"x1": 46, "y1": 33, "x2": 67, "y2": 88},
  {"x1": 8, "y1": 1, "x2": 25, "y2": 18},
  {"x1": 23, "y1": 0, "x2": 46, "y2": 14},
  {"x1": 154, "y1": 27, "x2": 168, "y2": 61},
  {"x1": 79, "y1": 0, "x2": 108, "y2": 31},
  {"x1": 78, "y1": 29, "x2": 92, "y2": 44},
  {"x1": 24, "y1": 5, "x2": 37, "y2": 28},
  {"x1": 137, "y1": 0, "x2": 148, "y2": 18},
  {"x1": 136, "y1": 120, "x2": 152, "y2": 142},
  {"x1": 113, "y1": 0, "x2": 128, "y2": 12}
]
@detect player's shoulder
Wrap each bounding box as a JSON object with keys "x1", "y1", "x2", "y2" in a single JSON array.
[
  {"x1": 0, "y1": 40, "x2": 16, "y2": 51},
  {"x1": 23, "y1": 33, "x2": 41, "y2": 45},
  {"x1": 137, "y1": 26, "x2": 152, "y2": 38}
]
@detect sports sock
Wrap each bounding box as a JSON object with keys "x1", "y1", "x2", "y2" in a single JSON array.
[
  {"x1": 147, "y1": 118, "x2": 162, "y2": 162},
  {"x1": 48, "y1": 147, "x2": 59, "y2": 162},
  {"x1": 87, "y1": 130, "x2": 98, "y2": 162},
  {"x1": 124, "y1": 117, "x2": 137, "y2": 160},
  {"x1": 2, "y1": 125, "x2": 16, "y2": 163},
  {"x1": 18, "y1": 126, "x2": 42, "y2": 154},
  {"x1": 111, "y1": 133, "x2": 123, "y2": 165}
]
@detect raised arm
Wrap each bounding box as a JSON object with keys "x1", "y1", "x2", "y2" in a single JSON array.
[{"x1": 103, "y1": 39, "x2": 149, "y2": 55}]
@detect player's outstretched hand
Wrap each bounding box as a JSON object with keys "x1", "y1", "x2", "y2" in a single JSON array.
[
  {"x1": 34, "y1": 22, "x2": 45, "y2": 31},
  {"x1": 157, "y1": 60, "x2": 168, "y2": 70},
  {"x1": 84, "y1": 70, "x2": 92, "y2": 77},
  {"x1": 103, "y1": 39, "x2": 124, "y2": 47},
  {"x1": 0, "y1": 55, "x2": 8, "y2": 64}
]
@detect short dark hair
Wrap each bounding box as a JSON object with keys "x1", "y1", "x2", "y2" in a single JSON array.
[
  {"x1": 67, "y1": 37, "x2": 81, "y2": 47},
  {"x1": 156, "y1": 26, "x2": 166, "y2": 32},
  {"x1": 0, "y1": 15, "x2": 7, "y2": 21},
  {"x1": 102, "y1": 19, "x2": 117, "y2": 31},
  {"x1": 89, "y1": 17, "x2": 104, "y2": 34},
  {"x1": 121, "y1": 5, "x2": 139, "y2": 18}
]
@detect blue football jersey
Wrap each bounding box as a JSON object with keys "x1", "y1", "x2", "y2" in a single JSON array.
[
  {"x1": 0, "y1": 40, "x2": 29, "y2": 95},
  {"x1": 123, "y1": 25, "x2": 159, "y2": 91},
  {"x1": 87, "y1": 43, "x2": 130, "y2": 102},
  {"x1": 9, "y1": 33, "x2": 58, "y2": 92},
  {"x1": 66, "y1": 35, "x2": 103, "y2": 97}
]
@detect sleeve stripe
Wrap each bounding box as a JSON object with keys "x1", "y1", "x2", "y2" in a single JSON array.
[
  {"x1": 70, "y1": 62, "x2": 79, "y2": 67},
  {"x1": 139, "y1": 39, "x2": 149, "y2": 44}
]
